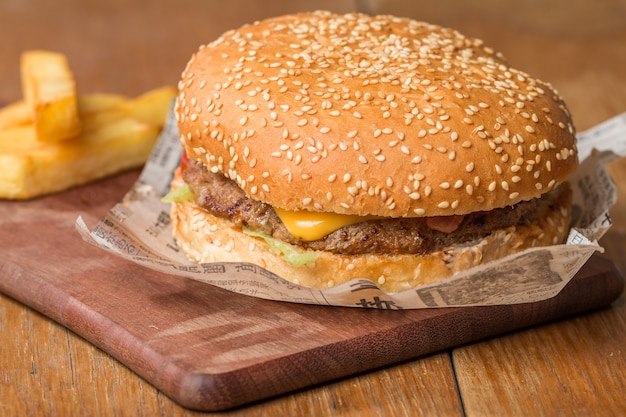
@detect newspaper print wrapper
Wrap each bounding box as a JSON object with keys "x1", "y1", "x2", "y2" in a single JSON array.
[{"x1": 76, "y1": 108, "x2": 622, "y2": 309}]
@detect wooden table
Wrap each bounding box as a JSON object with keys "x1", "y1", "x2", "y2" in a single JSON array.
[{"x1": 1, "y1": 1, "x2": 625, "y2": 415}]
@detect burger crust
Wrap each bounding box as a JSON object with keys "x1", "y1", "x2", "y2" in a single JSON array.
[
  {"x1": 176, "y1": 11, "x2": 578, "y2": 218},
  {"x1": 170, "y1": 175, "x2": 573, "y2": 293}
]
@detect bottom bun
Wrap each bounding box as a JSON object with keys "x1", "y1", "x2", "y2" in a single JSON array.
[{"x1": 170, "y1": 190, "x2": 572, "y2": 294}]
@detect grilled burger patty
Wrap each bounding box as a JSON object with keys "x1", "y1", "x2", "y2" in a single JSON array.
[{"x1": 183, "y1": 159, "x2": 571, "y2": 256}]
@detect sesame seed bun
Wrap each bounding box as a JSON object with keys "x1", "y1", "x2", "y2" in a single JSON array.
[{"x1": 175, "y1": 11, "x2": 578, "y2": 218}]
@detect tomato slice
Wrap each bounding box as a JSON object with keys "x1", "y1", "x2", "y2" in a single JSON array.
[
  {"x1": 426, "y1": 215, "x2": 465, "y2": 233},
  {"x1": 180, "y1": 151, "x2": 189, "y2": 172}
]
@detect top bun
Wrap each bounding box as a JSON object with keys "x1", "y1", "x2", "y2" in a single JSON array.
[{"x1": 175, "y1": 11, "x2": 578, "y2": 218}]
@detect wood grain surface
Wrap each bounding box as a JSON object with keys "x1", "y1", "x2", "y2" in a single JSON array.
[{"x1": 1, "y1": 0, "x2": 626, "y2": 416}]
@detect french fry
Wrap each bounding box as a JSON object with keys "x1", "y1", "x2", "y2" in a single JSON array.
[
  {"x1": 0, "y1": 125, "x2": 39, "y2": 153},
  {"x1": 119, "y1": 86, "x2": 177, "y2": 125},
  {"x1": 77, "y1": 88, "x2": 176, "y2": 134},
  {"x1": 0, "y1": 47, "x2": 176, "y2": 199},
  {"x1": 0, "y1": 100, "x2": 31, "y2": 130},
  {"x1": 78, "y1": 104, "x2": 130, "y2": 134},
  {"x1": 0, "y1": 86, "x2": 175, "y2": 199},
  {"x1": 0, "y1": 93, "x2": 131, "y2": 130},
  {"x1": 21, "y1": 50, "x2": 81, "y2": 142},
  {"x1": 0, "y1": 116, "x2": 160, "y2": 200},
  {"x1": 77, "y1": 93, "x2": 127, "y2": 115}
]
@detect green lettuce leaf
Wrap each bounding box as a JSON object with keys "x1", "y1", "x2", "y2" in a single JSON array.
[
  {"x1": 243, "y1": 229, "x2": 316, "y2": 267},
  {"x1": 161, "y1": 183, "x2": 194, "y2": 203}
]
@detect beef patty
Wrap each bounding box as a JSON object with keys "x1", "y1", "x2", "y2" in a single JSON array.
[{"x1": 183, "y1": 160, "x2": 571, "y2": 256}]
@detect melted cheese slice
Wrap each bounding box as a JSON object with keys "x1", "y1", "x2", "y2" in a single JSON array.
[{"x1": 274, "y1": 207, "x2": 380, "y2": 241}]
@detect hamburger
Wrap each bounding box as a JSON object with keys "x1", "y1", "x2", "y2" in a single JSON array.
[{"x1": 168, "y1": 11, "x2": 578, "y2": 293}]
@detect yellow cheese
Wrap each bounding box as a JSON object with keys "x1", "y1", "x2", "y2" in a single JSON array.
[{"x1": 274, "y1": 207, "x2": 379, "y2": 241}]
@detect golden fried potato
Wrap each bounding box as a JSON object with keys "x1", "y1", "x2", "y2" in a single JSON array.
[
  {"x1": 1, "y1": 48, "x2": 176, "y2": 199},
  {"x1": 77, "y1": 93, "x2": 127, "y2": 115},
  {"x1": 0, "y1": 100, "x2": 31, "y2": 130},
  {"x1": 119, "y1": 86, "x2": 177, "y2": 125},
  {"x1": 0, "y1": 88, "x2": 175, "y2": 199},
  {"x1": 21, "y1": 50, "x2": 82, "y2": 142},
  {"x1": 0, "y1": 115, "x2": 162, "y2": 199}
]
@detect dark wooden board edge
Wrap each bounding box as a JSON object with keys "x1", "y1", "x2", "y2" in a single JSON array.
[
  {"x1": 1, "y1": 251, "x2": 622, "y2": 411},
  {"x1": 173, "y1": 255, "x2": 624, "y2": 410}
]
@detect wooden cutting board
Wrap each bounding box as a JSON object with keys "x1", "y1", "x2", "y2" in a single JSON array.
[{"x1": 0, "y1": 170, "x2": 623, "y2": 411}]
